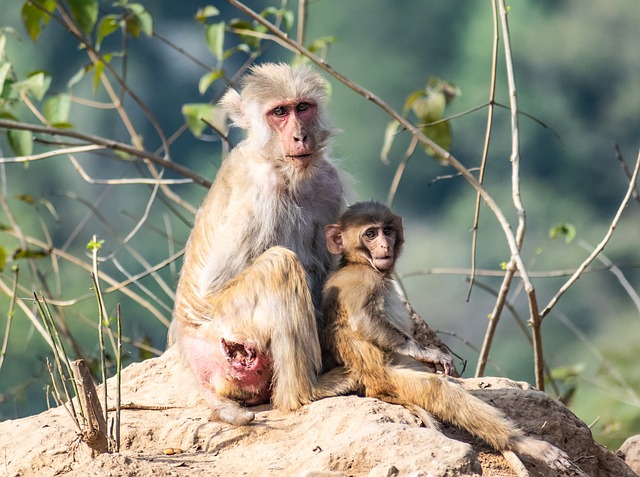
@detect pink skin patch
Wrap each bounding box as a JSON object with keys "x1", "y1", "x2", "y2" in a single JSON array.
[
  {"x1": 185, "y1": 334, "x2": 273, "y2": 406},
  {"x1": 220, "y1": 337, "x2": 273, "y2": 404}
]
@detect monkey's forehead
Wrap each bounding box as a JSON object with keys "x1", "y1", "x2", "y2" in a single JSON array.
[
  {"x1": 263, "y1": 98, "x2": 317, "y2": 110},
  {"x1": 240, "y1": 65, "x2": 328, "y2": 104},
  {"x1": 342, "y1": 219, "x2": 394, "y2": 229}
]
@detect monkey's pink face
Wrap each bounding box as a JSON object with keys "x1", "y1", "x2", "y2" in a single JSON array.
[
  {"x1": 265, "y1": 100, "x2": 319, "y2": 168},
  {"x1": 363, "y1": 224, "x2": 398, "y2": 272}
]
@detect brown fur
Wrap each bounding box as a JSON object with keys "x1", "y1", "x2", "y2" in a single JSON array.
[
  {"x1": 169, "y1": 63, "x2": 348, "y2": 426},
  {"x1": 322, "y1": 202, "x2": 571, "y2": 471}
]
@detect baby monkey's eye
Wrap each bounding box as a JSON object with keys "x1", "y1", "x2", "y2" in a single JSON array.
[
  {"x1": 364, "y1": 228, "x2": 378, "y2": 239},
  {"x1": 383, "y1": 227, "x2": 394, "y2": 236}
]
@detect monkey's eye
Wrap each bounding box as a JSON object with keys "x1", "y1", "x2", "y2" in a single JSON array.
[
  {"x1": 297, "y1": 102, "x2": 310, "y2": 112},
  {"x1": 383, "y1": 227, "x2": 395, "y2": 236},
  {"x1": 272, "y1": 106, "x2": 287, "y2": 117},
  {"x1": 364, "y1": 228, "x2": 378, "y2": 239}
]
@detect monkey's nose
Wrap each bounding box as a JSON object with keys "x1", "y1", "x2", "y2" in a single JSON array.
[{"x1": 293, "y1": 134, "x2": 307, "y2": 143}]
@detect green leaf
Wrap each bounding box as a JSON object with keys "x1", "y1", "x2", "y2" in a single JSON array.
[
  {"x1": 0, "y1": 62, "x2": 11, "y2": 97},
  {"x1": 549, "y1": 223, "x2": 576, "y2": 243},
  {"x1": 86, "y1": 238, "x2": 104, "y2": 251},
  {"x1": 21, "y1": 0, "x2": 56, "y2": 41},
  {"x1": 421, "y1": 120, "x2": 452, "y2": 160},
  {"x1": 44, "y1": 93, "x2": 72, "y2": 126},
  {"x1": 92, "y1": 54, "x2": 113, "y2": 94},
  {"x1": 182, "y1": 103, "x2": 225, "y2": 137},
  {"x1": 198, "y1": 69, "x2": 223, "y2": 95},
  {"x1": 380, "y1": 120, "x2": 400, "y2": 165},
  {"x1": 222, "y1": 44, "x2": 251, "y2": 61},
  {"x1": 68, "y1": 0, "x2": 99, "y2": 36},
  {"x1": 14, "y1": 71, "x2": 51, "y2": 100},
  {"x1": 195, "y1": 6, "x2": 220, "y2": 23},
  {"x1": 205, "y1": 22, "x2": 225, "y2": 60},
  {"x1": 7, "y1": 129, "x2": 33, "y2": 156},
  {"x1": 68, "y1": 64, "x2": 89, "y2": 88},
  {"x1": 411, "y1": 91, "x2": 446, "y2": 123},
  {"x1": 307, "y1": 36, "x2": 338, "y2": 54},
  {"x1": 16, "y1": 194, "x2": 35, "y2": 204},
  {"x1": 13, "y1": 248, "x2": 50, "y2": 260},
  {"x1": 260, "y1": 7, "x2": 294, "y2": 31},
  {"x1": 0, "y1": 246, "x2": 6, "y2": 272},
  {"x1": 228, "y1": 19, "x2": 260, "y2": 50},
  {"x1": 96, "y1": 14, "x2": 120, "y2": 50},
  {"x1": 125, "y1": 3, "x2": 153, "y2": 37}
]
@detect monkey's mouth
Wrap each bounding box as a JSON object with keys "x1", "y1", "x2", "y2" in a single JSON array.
[
  {"x1": 373, "y1": 256, "x2": 394, "y2": 271},
  {"x1": 287, "y1": 153, "x2": 313, "y2": 168}
]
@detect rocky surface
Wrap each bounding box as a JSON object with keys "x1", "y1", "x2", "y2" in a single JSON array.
[{"x1": 0, "y1": 347, "x2": 637, "y2": 477}]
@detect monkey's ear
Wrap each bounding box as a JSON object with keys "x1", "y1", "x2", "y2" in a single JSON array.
[
  {"x1": 325, "y1": 224, "x2": 345, "y2": 255},
  {"x1": 220, "y1": 88, "x2": 247, "y2": 128}
]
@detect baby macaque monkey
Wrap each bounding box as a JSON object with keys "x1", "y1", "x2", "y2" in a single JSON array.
[{"x1": 322, "y1": 201, "x2": 571, "y2": 472}]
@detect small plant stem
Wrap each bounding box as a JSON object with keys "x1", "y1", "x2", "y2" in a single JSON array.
[
  {"x1": 90, "y1": 236, "x2": 110, "y2": 439},
  {"x1": 0, "y1": 265, "x2": 19, "y2": 371},
  {"x1": 116, "y1": 304, "x2": 122, "y2": 453},
  {"x1": 35, "y1": 294, "x2": 81, "y2": 429}
]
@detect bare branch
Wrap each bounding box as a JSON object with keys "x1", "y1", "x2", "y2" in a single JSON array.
[
  {"x1": 468, "y1": 0, "x2": 499, "y2": 301},
  {"x1": 541, "y1": 149, "x2": 640, "y2": 319},
  {"x1": 0, "y1": 119, "x2": 210, "y2": 190}
]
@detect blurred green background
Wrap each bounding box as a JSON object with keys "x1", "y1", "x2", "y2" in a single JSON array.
[{"x1": 0, "y1": 0, "x2": 638, "y2": 448}]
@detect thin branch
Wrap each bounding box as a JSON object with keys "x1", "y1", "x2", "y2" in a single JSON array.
[
  {"x1": 468, "y1": 0, "x2": 499, "y2": 301},
  {"x1": 297, "y1": 0, "x2": 307, "y2": 55},
  {"x1": 556, "y1": 311, "x2": 640, "y2": 406},
  {"x1": 399, "y1": 264, "x2": 639, "y2": 280},
  {"x1": 66, "y1": 154, "x2": 192, "y2": 185},
  {"x1": 471, "y1": 279, "x2": 560, "y2": 396},
  {"x1": 3, "y1": 229, "x2": 171, "y2": 327},
  {"x1": 614, "y1": 144, "x2": 640, "y2": 207},
  {"x1": 577, "y1": 239, "x2": 640, "y2": 317},
  {"x1": 0, "y1": 119, "x2": 210, "y2": 190},
  {"x1": 387, "y1": 136, "x2": 419, "y2": 208},
  {"x1": 541, "y1": 149, "x2": 640, "y2": 319},
  {"x1": 0, "y1": 145, "x2": 105, "y2": 164}
]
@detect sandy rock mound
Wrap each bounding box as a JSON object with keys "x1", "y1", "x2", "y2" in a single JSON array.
[{"x1": 0, "y1": 348, "x2": 636, "y2": 477}]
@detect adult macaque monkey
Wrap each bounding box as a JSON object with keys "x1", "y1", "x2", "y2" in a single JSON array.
[
  {"x1": 170, "y1": 63, "x2": 351, "y2": 426},
  {"x1": 322, "y1": 202, "x2": 571, "y2": 472}
]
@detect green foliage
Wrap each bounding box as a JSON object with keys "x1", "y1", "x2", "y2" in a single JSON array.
[
  {"x1": 406, "y1": 78, "x2": 460, "y2": 159},
  {"x1": 21, "y1": 0, "x2": 55, "y2": 41},
  {"x1": 68, "y1": 0, "x2": 99, "y2": 36},
  {"x1": 381, "y1": 78, "x2": 460, "y2": 163},
  {"x1": 0, "y1": 246, "x2": 6, "y2": 272},
  {"x1": 124, "y1": 3, "x2": 153, "y2": 38},
  {"x1": 86, "y1": 238, "x2": 104, "y2": 251},
  {"x1": 182, "y1": 103, "x2": 226, "y2": 137},
  {"x1": 205, "y1": 22, "x2": 226, "y2": 61},
  {"x1": 198, "y1": 69, "x2": 224, "y2": 95},
  {"x1": 43, "y1": 93, "x2": 72, "y2": 127},
  {"x1": 7, "y1": 129, "x2": 32, "y2": 156},
  {"x1": 195, "y1": 6, "x2": 221, "y2": 23},
  {"x1": 549, "y1": 223, "x2": 576, "y2": 243},
  {"x1": 96, "y1": 15, "x2": 120, "y2": 50}
]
